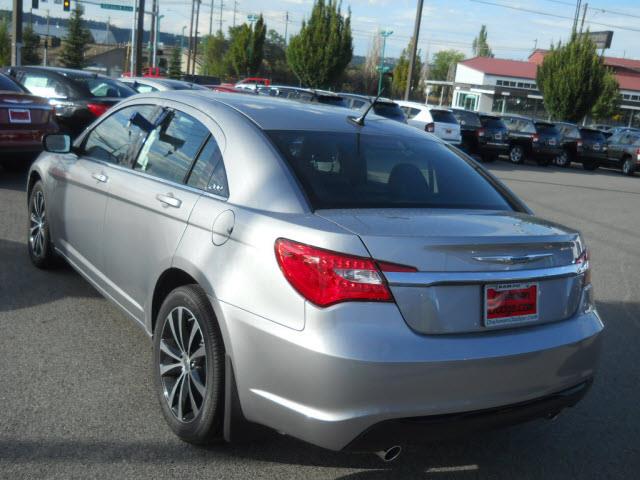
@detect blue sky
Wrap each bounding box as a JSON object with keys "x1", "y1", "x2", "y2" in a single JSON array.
[{"x1": 5, "y1": 0, "x2": 640, "y2": 61}]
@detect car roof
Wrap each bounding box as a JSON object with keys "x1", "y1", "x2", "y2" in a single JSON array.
[
  {"x1": 149, "y1": 90, "x2": 428, "y2": 137},
  {"x1": 15, "y1": 66, "x2": 109, "y2": 78}
]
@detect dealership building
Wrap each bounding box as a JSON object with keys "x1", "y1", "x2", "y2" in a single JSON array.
[{"x1": 451, "y1": 49, "x2": 640, "y2": 127}]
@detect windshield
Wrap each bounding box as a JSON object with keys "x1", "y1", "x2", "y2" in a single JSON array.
[
  {"x1": 0, "y1": 74, "x2": 24, "y2": 93},
  {"x1": 268, "y1": 131, "x2": 512, "y2": 211},
  {"x1": 430, "y1": 110, "x2": 458, "y2": 124},
  {"x1": 580, "y1": 129, "x2": 605, "y2": 142},
  {"x1": 452, "y1": 110, "x2": 481, "y2": 128},
  {"x1": 481, "y1": 117, "x2": 506, "y2": 129},
  {"x1": 71, "y1": 76, "x2": 136, "y2": 98}
]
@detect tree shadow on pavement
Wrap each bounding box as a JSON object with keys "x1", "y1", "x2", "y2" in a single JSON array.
[{"x1": 0, "y1": 238, "x2": 101, "y2": 313}]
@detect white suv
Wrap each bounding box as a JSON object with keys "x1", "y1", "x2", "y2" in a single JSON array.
[{"x1": 397, "y1": 100, "x2": 462, "y2": 145}]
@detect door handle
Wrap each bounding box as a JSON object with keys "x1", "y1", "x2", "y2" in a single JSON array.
[
  {"x1": 92, "y1": 173, "x2": 108, "y2": 183},
  {"x1": 156, "y1": 193, "x2": 182, "y2": 208}
]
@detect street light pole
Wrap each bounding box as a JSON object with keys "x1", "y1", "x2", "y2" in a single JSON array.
[
  {"x1": 404, "y1": 0, "x2": 424, "y2": 101},
  {"x1": 247, "y1": 13, "x2": 258, "y2": 77},
  {"x1": 11, "y1": 0, "x2": 23, "y2": 66},
  {"x1": 377, "y1": 29, "x2": 393, "y2": 96}
]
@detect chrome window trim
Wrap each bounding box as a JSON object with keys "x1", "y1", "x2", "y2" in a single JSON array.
[{"x1": 385, "y1": 263, "x2": 585, "y2": 288}]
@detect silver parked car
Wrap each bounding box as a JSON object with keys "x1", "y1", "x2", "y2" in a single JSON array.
[{"x1": 27, "y1": 91, "x2": 603, "y2": 458}]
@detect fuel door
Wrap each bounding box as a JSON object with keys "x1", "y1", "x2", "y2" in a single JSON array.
[{"x1": 212, "y1": 209, "x2": 235, "y2": 246}]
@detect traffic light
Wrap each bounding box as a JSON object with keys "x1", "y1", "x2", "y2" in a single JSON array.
[
  {"x1": 63, "y1": 0, "x2": 71, "y2": 12},
  {"x1": 32, "y1": 0, "x2": 38, "y2": 9}
]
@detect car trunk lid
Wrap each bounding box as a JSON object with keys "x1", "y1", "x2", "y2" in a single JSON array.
[
  {"x1": 316, "y1": 209, "x2": 584, "y2": 334},
  {"x1": 0, "y1": 93, "x2": 53, "y2": 127}
]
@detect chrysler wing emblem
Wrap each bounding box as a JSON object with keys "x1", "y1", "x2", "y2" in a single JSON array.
[{"x1": 472, "y1": 253, "x2": 553, "y2": 265}]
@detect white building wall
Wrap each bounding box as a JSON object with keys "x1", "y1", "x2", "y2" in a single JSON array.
[{"x1": 454, "y1": 64, "x2": 486, "y2": 85}]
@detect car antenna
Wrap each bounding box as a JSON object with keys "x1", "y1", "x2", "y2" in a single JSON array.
[{"x1": 349, "y1": 88, "x2": 385, "y2": 127}]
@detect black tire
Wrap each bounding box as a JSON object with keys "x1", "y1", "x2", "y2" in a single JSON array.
[
  {"x1": 153, "y1": 284, "x2": 225, "y2": 445},
  {"x1": 509, "y1": 145, "x2": 525, "y2": 164},
  {"x1": 536, "y1": 156, "x2": 551, "y2": 167},
  {"x1": 582, "y1": 160, "x2": 599, "y2": 171},
  {"x1": 622, "y1": 157, "x2": 636, "y2": 176},
  {"x1": 27, "y1": 180, "x2": 58, "y2": 269},
  {"x1": 555, "y1": 151, "x2": 571, "y2": 168}
]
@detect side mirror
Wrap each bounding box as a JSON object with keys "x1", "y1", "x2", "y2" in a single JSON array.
[{"x1": 43, "y1": 134, "x2": 71, "y2": 153}]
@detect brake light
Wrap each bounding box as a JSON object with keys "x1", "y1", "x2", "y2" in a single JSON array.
[
  {"x1": 425, "y1": 122, "x2": 435, "y2": 133},
  {"x1": 636, "y1": 147, "x2": 640, "y2": 159},
  {"x1": 274, "y1": 239, "x2": 416, "y2": 307},
  {"x1": 575, "y1": 248, "x2": 591, "y2": 286},
  {"x1": 477, "y1": 128, "x2": 485, "y2": 137},
  {"x1": 532, "y1": 133, "x2": 540, "y2": 143},
  {"x1": 577, "y1": 140, "x2": 583, "y2": 148},
  {"x1": 87, "y1": 103, "x2": 110, "y2": 117}
]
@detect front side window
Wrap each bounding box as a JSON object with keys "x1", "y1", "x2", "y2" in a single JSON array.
[
  {"x1": 83, "y1": 105, "x2": 156, "y2": 165},
  {"x1": 134, "y1": 110, "x2": 209, "y2": 183},
  {"x1": 186, "y1": 136, "x2": 229, "y2": 197},
  {"x1": 268, "y1": 131, "x2": 512, "y2": 211}
]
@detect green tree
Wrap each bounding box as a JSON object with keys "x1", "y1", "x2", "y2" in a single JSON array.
[
  {"x1": 225, "y1": 15, "x2": 266, "y2": 77},
  {"x1": 0, "y1": 20, "x2": 10, "y2": 67},
  {"x1": 430, "y1": 49, "x2": 465, "y2": 81},
  {"x1": 287, "y1": 0, "x2": 353, "y2": 88},
  {"x1": 263, "y1": 29, "x2": 295, "y2": 83},
  {"x1": 22, "y1": 25, "x2": 41, "y2": 65},
  {"x1": 391, "y1": 38, "x2": 424, "y2": 101},
  {"x1": 591, "y1": 69, "x2": 620, "y2": 120},
  {"x1": 537, "y1": 33, "x2": 608, "y2": 122},
  {"x1": 59, "y1": 5, "x2": 92, "y2": 69},
  {"x1": 202, "y1": 32, "x2": 229, "y2": 77},
  {"x1": 472, "y1": 25, "x2": 493, "y2": 57},
  {"x1": 168, "y1": 47, "x2": 182, "y2": 79}
]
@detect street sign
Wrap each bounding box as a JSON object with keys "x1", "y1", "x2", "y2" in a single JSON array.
[
  {"x1": 376, "y1": 65, "x2": 391, "y2": 73},
  {"x1": 588, "y1": 31, "x2": 613, "y2": 50},
  {"x1": 100, "y1": 3, "x2": 134, "y2": 11}
]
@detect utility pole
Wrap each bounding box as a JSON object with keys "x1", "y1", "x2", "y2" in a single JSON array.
[
  {"x1": 135, "y1": 0, "x2": 146, "y2": 75},
  {"x1": 233, "y1": 0, "x2": 238, "y2": 27},
  {"x1": 209, "y1": 0, "x2": 214, "y2": 36},
  {"x1": 377, "y1": 30, "x2": 393, "y2": 96},
  {"x1": 572, "y1": 0, "x2": 582, "y2": 33},
  {"x1": 153, "y1": 14, "x2": 164, "y2": 68},
  {"x1": 579, "y1": 2, "x2": 588, "y2": 34},
  {"x1": 218, "y1": 0, "x2": 224, "y2": 34},
  {"x1": 11, "y1": 0, "x2": 23, "y2": 66},
  {"x1": 43, "y1": 9, "x2": 50, "y2": 66},
  {"x1": 284, "y1": 11, "x2": 289, "y2": 46},
  {"x1": 187, "y1": 0, "x2": 196, "y2": 75},
  {"x1": 150, "y1": 0, "x2": 157, "y2": 67},
  {"x1": 193, "y1": 0, "x2": 201, "y2": 74},
  {"x1": 404, "y1": 0, "x2": 424, "y2": 101}
]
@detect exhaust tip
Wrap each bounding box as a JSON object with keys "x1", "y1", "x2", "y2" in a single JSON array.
[{"x1": 375, "y1": 445, "x2": 402, "y2": 462}]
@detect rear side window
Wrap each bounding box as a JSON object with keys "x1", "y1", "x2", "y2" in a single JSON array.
[
  {"x1": 21, "y1": 72, "x2": 68, "y2": 99},
  {"x1": 452, "y1": 110, "x2": 481, "y2": 127},
  {"x1": 134, "y1": 110, "x2": 209, "y2": 183},
  {"x1": 71, "y1": 77, "x2": 135, "y2": 98},
  {"x1": 0, "y1": 74, "x2": 24, "y2": 92},
  {"x1": 134, "y1": 83, "x2": 158, "y2": 93},
  {"x1": 373, "y1": 103, "x2": 406, "y2": 121},
  {"x1": 267, "y1": 131, "x2": 512, "y2": 211},
  {"x1": 187, "y1": 136, "x2": 229, "y2": 197},
  {"x1": 579, "y1": 129, "x2": 605, "y2": 142},
  {"x1": 83, "y1": 105, "x2": 156, "y2": 165},
  {"x1": 402, "y1": 107, "x2": 422, "y2": 119},
  {"x1": 430, "y1": 110, "x2": 458, "y2": 124}
]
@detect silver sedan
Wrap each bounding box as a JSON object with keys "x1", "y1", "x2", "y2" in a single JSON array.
[{"x1": 26, "y1": 91, "x2": 603, "y2": 459}]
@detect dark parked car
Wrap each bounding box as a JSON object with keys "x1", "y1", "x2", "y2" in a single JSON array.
[
  {"x1": 340, "y1": 93, "x2": 406, "y2": 123},
  {"x1": 3, "y1": 66, "x2": 135, "y2": 138},
  {"x1": 451, "y1": 108, "x2": 509, "y2": 161},
  {"x1": 0, "y1": 72, "x2": 58, "y2": 171},
  {"x1": 502, "y1": 115, "x2": 563, "y2": 166},
  {"x1": 602, "y1": 129, "x2": 640, "y2": 175},
  {"x1": 554, "y1": 122, "x2": 608, "y2": 169},
  {"x1": 286, "y1": 88, "x2": 349, "y2": 107},
  {"x1": 119, "y1": 77, "x2": 209, "y2": 93}
]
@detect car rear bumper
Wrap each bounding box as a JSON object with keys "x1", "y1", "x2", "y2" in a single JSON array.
[
  {"x1": 577, "y1": 151, "x2": 608, "y2": 163},
  {"x1": 479, "y1": 142, "x2": 509, "y2": 156},
  {"x1": 532, "y1": 145, "x2": 563, "y2": 157},
  {"x1": 0, "y1": 126, "x2": 57, "y2": 153},
  {"x1": 218, "y1": 300, "x2": 603, "y2": 452}
]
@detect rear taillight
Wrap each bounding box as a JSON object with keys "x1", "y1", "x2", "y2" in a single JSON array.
[
  {"x1": 274, "y1": 239, "x2": 416, "y2": 307},
  {"x1": 636, "y1": 147, "x2": 640, "y2": 159},
  {"x1": 577, "y1": 140, "x2": 583, "y2": 148},
  {"x1": 477, "y1": 128, "x2": 485, "y2": 137},
  {"x1": 425, "y1": 122, "x2": 435, "y2": 133},
  {"x1": 87, "y1": 103, "x2": 110, "y2": 117},
  {"x1": 576, "y1": 248, "x2": 591, "y2": 286},
  {"x1": 532, "y1": 133, "x2": 540, "y2": 143}
]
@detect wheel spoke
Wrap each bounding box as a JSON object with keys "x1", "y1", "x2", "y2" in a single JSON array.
[
  {"x1": 187, "y1": 319, "x2": 200, "y2": 355},
  {"x1": 160, "y1": 339, "x2": 182, "y2": 362},
  {"x1": 167, "y1": 372, "x2": 184, "y2": 407},
  {"x1": 37, "y1": 230, "x2": 45, "y2": 254},
  {"x1": 187, "y1": 376, "x2": 200, "y2": 416},
  {"x1": 191, "y1": 344, "x2": 205, "y2": 360},
  {"x1": 30, "y1": 213, "x2": 39, "y2": 225},
  {"x1": 177, "y1": 373, "x2": 189, "y2": 420},
  {"x1": 167, "y1": 310, "x2": 184, "y2": 354},
  {"x1": 190, "y1": 370, "x2": 206, "y2": 397},
  {"x1": 159, "y1": 361, "x2": 182, "y2": 376}
]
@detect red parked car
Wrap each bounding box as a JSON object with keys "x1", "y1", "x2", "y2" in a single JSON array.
[{"x1": 0, "y1": 73, "x2": 58, "y2": 171}]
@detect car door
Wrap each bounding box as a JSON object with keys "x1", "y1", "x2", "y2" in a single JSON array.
[
  {"x1": 50, "y1": 104, "x2": 156, "y2": 289},
  {"x1": 607, "y1": 132, "x2": 629, "y2": 166},
  {"x1": 101, "y1": 105, "x2": 211, "y2": 322}
]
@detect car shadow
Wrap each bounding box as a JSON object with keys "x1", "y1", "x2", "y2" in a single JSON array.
[
  {"x1": 0, "y1": 238, "x2": 101, "y2": 313},
  {"x1": 0, "y1": 166, "x2": 29, "y2": 192},
  {"x1": 489, "y1": 158, "x2": 631, "y2": 179}
]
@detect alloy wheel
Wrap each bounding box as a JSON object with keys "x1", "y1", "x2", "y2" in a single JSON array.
[
  {"x1": 159, "y1": 306, "x2": 207, "y2": 423},
  {"x1": 623, "y1": 158, "x2": 633, "y2": 175},
  {"x1": 29, "y1": 190, "x2": 46, "y2": 258},
  {"x1": 510, "y1": 146, "x2": 523, "y2": 163}
]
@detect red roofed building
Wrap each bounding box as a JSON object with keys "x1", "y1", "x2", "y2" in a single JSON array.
[{"x1": 451, "y1": 50, "x2": 640, "y2": 127}]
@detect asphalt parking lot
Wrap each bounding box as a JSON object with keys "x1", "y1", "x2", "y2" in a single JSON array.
[{"x1": 1, "y1": 161, "x2": 639, "y2": 479}]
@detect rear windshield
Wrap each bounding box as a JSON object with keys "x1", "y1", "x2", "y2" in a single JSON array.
[
  {"x1": 430, "y1": 110, "x2": 458, "y2": 124},
  {"x1": 373, "y1": 103, "x2": 406, "y2": 121},
  {"x1": 579, "y1": 129, "x2": 605, "y2": 142},
  {"x1": 317, "y1": 96, "x2": 348, "y2": 107},
  {"x1": 535, "y1": 123, "x2": 559, "y2": 135},
  {"x1": 267, "y1": 131, "x2": 512, "y2": 211},
  {"x1": 161, "y1": 80, "x2": 208, "y2": 90},
  {"x1": 70, "y1": 76, "x2": 136, "y2": 98},
  {"x1": 0, "y1": 74, "x2": 24, "y2": 92},
  {"x1": 480, "y1": 117, "x2": 506, "y2": 129},
  {"x1": 452, "y1": 110, "x2": 481, "y2": 128}
]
